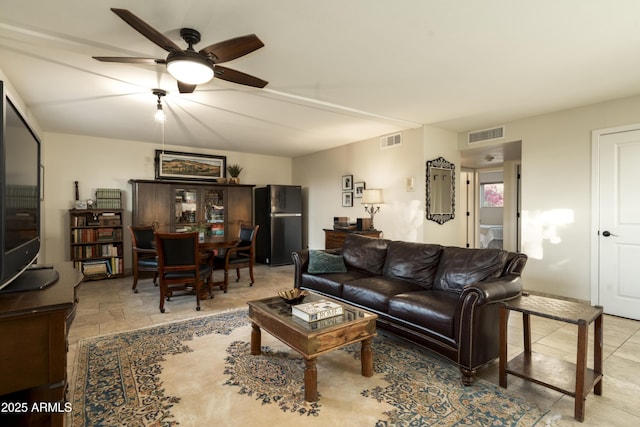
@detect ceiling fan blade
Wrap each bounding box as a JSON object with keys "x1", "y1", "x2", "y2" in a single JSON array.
[
  {"x1": 93, "y1": 56, "x2": 166, "y2": 65},
  {"x1": 200, "y1": 34, "x2": 264, "y2": 63},
  {"x1": 177, "y1": 81, "x2": 197, "y2": 94},
  {"x1": 111, "y1": 8, "x2": 183, "y2": 53},
  {"x1": 214, "y1": 66, "x2": 268, "y2": 88}
]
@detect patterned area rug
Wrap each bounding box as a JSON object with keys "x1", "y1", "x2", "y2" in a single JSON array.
[{"x1": 70, "y1": 309, "x2": 550, "y2": 426}]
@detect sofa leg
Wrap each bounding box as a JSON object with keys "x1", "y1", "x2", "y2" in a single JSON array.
[{"x1": 460, "y1": 368, "x2": 476, "y2": 386}]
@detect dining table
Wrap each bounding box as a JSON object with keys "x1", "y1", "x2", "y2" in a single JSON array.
[{"x1": 198, "y1": 236, "x2": 238, "y2": 294}]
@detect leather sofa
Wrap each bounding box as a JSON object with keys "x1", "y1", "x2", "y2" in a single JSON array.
[{"x1": 292, "y1": 233, "x2": 527, "y2": 385}]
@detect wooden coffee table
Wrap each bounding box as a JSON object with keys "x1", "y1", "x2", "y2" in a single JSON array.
[{"x1": 247, "y1": 292, "x2": 377, "y2": 402}]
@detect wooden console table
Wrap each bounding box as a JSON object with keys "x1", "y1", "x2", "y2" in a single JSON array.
[
  {"x1": 323, "y1": 229, "x2": 382, "y2": 249},
  {"x1": 0, "y1": 263, "x2": 82, "y2": 427},
  {"x1": 499, "y1": 294, "x2": 603, "y2": 422}
]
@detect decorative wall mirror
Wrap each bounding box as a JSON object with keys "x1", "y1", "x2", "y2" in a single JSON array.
[{"x1": 426, "y1": 157, "x2": 455, "y2": 224}]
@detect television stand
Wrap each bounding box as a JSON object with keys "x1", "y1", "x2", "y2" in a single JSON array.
[
  {"x1": 0, "y1": 267, "x2": 59, "y2": 293},
  {"x1": 0, "y1": 262, "x2": 82, "y2": 427}
]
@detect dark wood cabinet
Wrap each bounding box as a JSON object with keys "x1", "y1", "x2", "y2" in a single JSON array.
[
  {"x1": 323, "y1": 229, "x2": 382, "y2": 249},
  {"x1": 0, "y1": 263, "x2": 82, "y2": 427},
  {"x1": 129, "y1": 180, "x2": 254, "y2": 240}
]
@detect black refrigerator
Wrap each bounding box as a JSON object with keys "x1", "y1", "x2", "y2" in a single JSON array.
[{"x1": 255, "y1": 185, "x2": 303, "y2": 266}]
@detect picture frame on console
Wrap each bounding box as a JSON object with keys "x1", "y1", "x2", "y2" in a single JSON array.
[
  {"x1": 342, "y1": 174, "x2": 353, "y2": 191},
  {"x1": 155, "y1": 150, "x2": 226, "y2": 181},
  {"x1": 342, "y1": 192, "x2": 353, "y2": 207}
]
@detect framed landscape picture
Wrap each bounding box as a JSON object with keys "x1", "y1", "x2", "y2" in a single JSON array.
[{"x1": 155, "y1": 150, "x2": 226, "y2": 181}]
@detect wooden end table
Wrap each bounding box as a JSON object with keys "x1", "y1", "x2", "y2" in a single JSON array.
[
  {"x1": 247, "y1": 293, "x2": 377, "y2": 402},
  {"x1": 499, "y1": 294, "x2": 603, "y2": 422}
]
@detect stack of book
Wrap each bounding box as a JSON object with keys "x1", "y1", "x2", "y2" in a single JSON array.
[{"x1": 292, "y1": 300, "x2": 343, "y2": 322}]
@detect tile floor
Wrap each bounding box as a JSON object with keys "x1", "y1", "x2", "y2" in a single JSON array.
[{"x1": 67, "y1": 264, "x2": 640, "y2": 426}]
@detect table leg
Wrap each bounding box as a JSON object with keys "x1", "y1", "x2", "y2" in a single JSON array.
[
  {"x1": 250, "y1": 323, "x2": 261, "y2": 355},
  {"x1": 304, "y1": 357, "x2": 318, "y2": 402},
  {"x1": 499, "y1": 305, "x2": 509, "y2": 388},
  {"x1": 594, "y1": 312, "x2": 603, "y2": 396},
  {"x1": 522, "y1": 312, "x2": 531, "y2": 355},
  {"x1": 361, "y1": 338, "x2": 373, "y2": 377},
  {"x1": 575, "y1": 321, "x2": 588, "y2": 422}
]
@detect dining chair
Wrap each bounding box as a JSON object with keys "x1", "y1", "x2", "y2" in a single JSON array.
[
  {"x1": 213, "y1": 224, "x2": 259, "y2": 293},
  {"x1": 128, "y1": 225, "x2": 158, "y2": 293},
  {"x1": 154, "y1": 232, "x2": 213, "y2": 313}
]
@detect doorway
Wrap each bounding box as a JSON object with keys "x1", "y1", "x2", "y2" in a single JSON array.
[{"x1": 591, "y1": 125, "x2": 640, "y2": 320}]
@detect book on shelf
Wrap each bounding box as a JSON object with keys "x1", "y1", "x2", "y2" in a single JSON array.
[{"x1": 291, "y1": 299, "x2": 344, "y2": 322}]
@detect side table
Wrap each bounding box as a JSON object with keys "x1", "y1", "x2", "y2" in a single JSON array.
[{"x1": 499, "y1": 294, "x2": 603, "y2": 422}]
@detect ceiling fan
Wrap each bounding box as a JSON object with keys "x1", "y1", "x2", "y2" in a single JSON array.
[{"x1": 93, "y1": 8, "x2": 268, "y2": 93}]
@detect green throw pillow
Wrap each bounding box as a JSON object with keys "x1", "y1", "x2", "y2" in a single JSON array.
[{"x1": 308, "y1": 250, "x2": 347, "y2": 274}]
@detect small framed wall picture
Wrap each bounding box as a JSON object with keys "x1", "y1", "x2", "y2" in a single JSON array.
[
  {"x1": 342, "y1": 174, "x2": 353, "y2": 191},
  {"x1": 354, "y1": 181, "x2": 365, "y2": 198},
  {"x1": 342, "y1": 192, "x2": 353, "y2": 207}
]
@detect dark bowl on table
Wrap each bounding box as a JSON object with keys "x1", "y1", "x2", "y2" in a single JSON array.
[{"x1": 277, "y1": 289, "x2": 309, "y2": 305}]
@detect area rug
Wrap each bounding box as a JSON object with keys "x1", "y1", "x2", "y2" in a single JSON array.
[{"x1": 69, "y1": 309, "x2": 550, "y2": 426}]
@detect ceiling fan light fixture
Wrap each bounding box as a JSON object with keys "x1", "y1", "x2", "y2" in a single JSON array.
[{"x1": 166, "y1": 51, "x2": 214, "y2": 85}]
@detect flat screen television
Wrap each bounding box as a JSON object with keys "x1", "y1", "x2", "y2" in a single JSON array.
[{"x1": 0, "y1": 81, "x2": 57, "y2": 292}]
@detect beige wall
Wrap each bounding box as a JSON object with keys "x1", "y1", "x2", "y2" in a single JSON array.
[
  {"x1": 292, "y1": 125, "x2": 462, "y2": 249},
  {"x1": 458, "y1": 94, "x2": 640, "y2": 300},
  {"x1": 41, "y1": 132, "x2": 292, "y2": 268},
  {"x1": 293, "y1": 127, "x2": 430, "y2": 249}
]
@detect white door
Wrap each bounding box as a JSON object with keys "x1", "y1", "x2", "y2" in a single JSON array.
[{"x1": 594, "y1": 127, "x2": 640, "y2": 320}]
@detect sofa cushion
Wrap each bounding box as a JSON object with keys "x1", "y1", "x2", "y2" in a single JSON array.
[
  {"x1": 342, "y1": 277, "x2": 425, "y2": 313},
  {"x1": 307, "y1": 250, "x2": 347, "y2": 274},
  {"x1": 388, "y1": 290, "x2": 459, "y2": 339},
  {"x1": 341, "y1": 233, "x2": 389, "y2": 275},
  {"x1": 433, "y1": 247, "x2": 509, "y2": 293},
  {"x1": 300, "y1": 270, "x2": 370, "y2": 298},
  {"x1": 383, "y1": 241, "x2": 442, "y2": 289}
]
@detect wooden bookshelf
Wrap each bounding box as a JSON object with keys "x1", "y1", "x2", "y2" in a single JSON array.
[{"x1": 69, "y1": 209, "x2": 124, "y2": 281}]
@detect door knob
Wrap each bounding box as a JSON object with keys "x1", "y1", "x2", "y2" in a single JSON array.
[{"x1": 602, "y1": 231, "x2": 618, "y2": 237}]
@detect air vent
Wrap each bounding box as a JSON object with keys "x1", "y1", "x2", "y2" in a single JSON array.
[
  {"x1": 380, "y1": 133, "x2": 402, "y2": 149},
  {"x1": 468, "y1": 126, "x2": 505, "y2": 144}
]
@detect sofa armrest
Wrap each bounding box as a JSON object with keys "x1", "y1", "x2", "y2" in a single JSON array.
[
  {"x1": 292, "y1": 250, "x2": 309, "y2": 288},
  {"x1": 460, "y1": 274, "x2": 523, "y2": 306}
]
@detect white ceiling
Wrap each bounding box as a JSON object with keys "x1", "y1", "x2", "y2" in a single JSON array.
[{"x1": 2, "y1": 0, "x2": 640, "y2": 159}]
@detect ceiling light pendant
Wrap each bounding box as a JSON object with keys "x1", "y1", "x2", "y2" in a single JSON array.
[
  {"x1": 152, "y1": 89, "x2": 167, "y2": 123},
  {"x1": 166, "y1": 50, "x2": 214, "y2": 85}
]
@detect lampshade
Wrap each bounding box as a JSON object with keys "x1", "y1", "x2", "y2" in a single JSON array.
[
  {"x1": 166, "y1": 51, "x2": 214, "y2": 85},
  {"x1": 362, "y1": 189, "x2": 383, "y2": 204}
]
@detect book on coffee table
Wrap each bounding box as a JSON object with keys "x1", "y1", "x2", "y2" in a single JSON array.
[{"x1": 292, "y1": 299, "x2": 343, "y2": 322}]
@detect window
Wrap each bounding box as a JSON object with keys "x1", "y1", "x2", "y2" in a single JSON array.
[{"x1": 481, "y1": 183, "x2": 504, "y2": 207}]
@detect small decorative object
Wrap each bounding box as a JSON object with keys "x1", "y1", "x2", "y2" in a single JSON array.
[
  {"x1": 342, "y1": 174, "x2": 353, "y2": 190},
  {"x1": 86, "y1": 199, "x2": 95, "y2": 208},
  {"x1": 354, "y1": 181, "x2": 365, "y2": 198},
  {"x1": 277, "y1": 288, "x2": 309, "y2": 305},
  {"x1": 74, "y1": 181, "x2": 86, "y2": 209},
  {"x1": 227, "y1": 163, "x2": 243, "y2": 184},
  {"x1": 362, "y1": 189, "x2": 384, "y2": 229},
  {"x1": 342, "y1": 192, "x2": 353, "y2": 207}
]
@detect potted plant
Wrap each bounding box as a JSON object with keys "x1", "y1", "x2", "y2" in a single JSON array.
[{"x1": 227, "y1": 163, "x2": 243, "y2": 184}]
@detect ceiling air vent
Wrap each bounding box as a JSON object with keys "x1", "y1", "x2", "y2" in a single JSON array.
[
  {"x1": 380, "y1": 133, "x2": 402, "y2": 149},
  {"x1": 467, "y1": 126, "x2": 505, "y2": 144}
]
